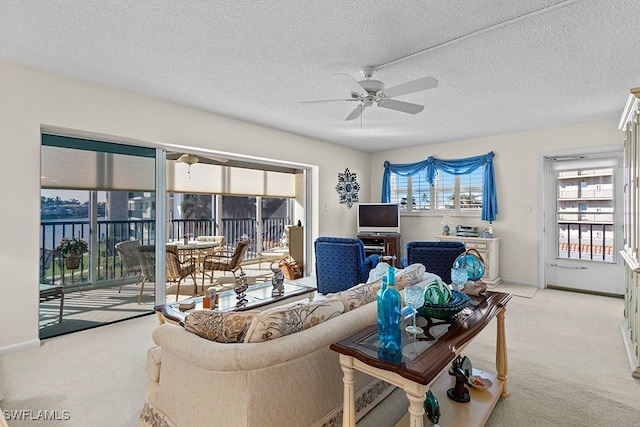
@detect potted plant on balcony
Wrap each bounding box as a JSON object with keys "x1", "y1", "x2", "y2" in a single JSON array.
[{"x1": 55, "y1": 237, "x2": 89, "y2": 270}]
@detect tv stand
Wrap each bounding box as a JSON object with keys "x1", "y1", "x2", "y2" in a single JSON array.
[{"x1": 358, "y1": 233, "x2": 400, "y2": 267}]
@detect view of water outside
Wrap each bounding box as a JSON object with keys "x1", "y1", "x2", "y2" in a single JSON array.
[{"x1": 40, "y1": 189, "x2": 107, "y2": 250}]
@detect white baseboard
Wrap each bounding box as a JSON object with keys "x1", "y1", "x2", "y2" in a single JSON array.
[
  {"x1": 493, "y1": 278, "x2": 540, "y2": 288},
  {"x1": 0, "y1": 339, "x2": 40, "y2": 355}
]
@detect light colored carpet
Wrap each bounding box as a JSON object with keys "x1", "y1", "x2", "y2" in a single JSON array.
[
  {"x1": 3, "y1": 288, "x2": 640, "y2": 426},
  {"x1": 358, "y1": 288, "x2": 640, "y2": 426},
  {"x1": 489, "y1": 282, "x2": 539, "y2": 298},
  {"x1": 0, "y1": 314, "x2": 157, "y2": 427}
]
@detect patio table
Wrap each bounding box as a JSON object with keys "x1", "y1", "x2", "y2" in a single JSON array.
[{"x1": 167, "y1": 240, "x2": 221, "y2": 270}]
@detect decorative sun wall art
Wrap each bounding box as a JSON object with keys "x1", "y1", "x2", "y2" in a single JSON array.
[{"x1": 335, "y1": 168, "x2": 360, "y2": 209}]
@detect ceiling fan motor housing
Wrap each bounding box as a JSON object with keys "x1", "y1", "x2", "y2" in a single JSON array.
[{"x1": 352, "y1": 79, "x2": 385, "y2": 98}]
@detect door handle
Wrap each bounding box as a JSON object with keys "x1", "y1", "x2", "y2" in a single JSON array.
[{"x1": 549, "y1": 263, "x2": 588, "y2": 270}]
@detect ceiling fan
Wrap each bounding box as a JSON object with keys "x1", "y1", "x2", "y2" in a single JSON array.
[
  {"x1": 167, "y1": 152, "x2": 228, "y2": 179},
  {"x1": 301, "y1": 66, "x2": 438, "y2": 121},
  {"x1": 167, "y1": 152, "x2": 228, "y2": 165}
]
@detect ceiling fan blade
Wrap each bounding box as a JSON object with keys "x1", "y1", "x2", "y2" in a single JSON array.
[
  {"x1": 332, "y1": 73, "x2": 368, "y2": 97},
  {"x1": 200, "y1": 155, "x2": 228, "y2": 164},
  {"x1": 378, "y1": 99, "x2": 425, "y2": 114},
  {"x1": 381, "y1": 76, "x2": 438, "y2": 98},
  {"x1": 345, "y1": 104, "x2": 368, "y2": 121},
  {"x1": 299, "y1": 99, "x2": 358, "y2": 104}
]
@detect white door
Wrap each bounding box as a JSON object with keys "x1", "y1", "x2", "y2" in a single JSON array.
[{"x1": 543, "y1": 151, "x2": 624, "y2": 295}]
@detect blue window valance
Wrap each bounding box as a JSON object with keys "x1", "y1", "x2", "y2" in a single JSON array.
[{"x1": 381, "y1": 151, "x2": 498, "y2": 221}]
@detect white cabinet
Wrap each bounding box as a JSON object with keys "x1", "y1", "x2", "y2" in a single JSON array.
[
  {"x1": 619, "y1": 87, "x2": 640, "y2": 378},
  {"x1": 435, "y1": 236, "x2": 502, "y2": 286}
]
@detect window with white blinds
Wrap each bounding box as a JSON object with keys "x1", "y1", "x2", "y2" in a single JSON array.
[{"x1": 391, "y1": 167, "x2": 483, "y2": 215}]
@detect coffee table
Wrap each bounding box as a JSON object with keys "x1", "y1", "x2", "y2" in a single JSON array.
[
  {"x1": 330, "y1": 291, "x2": 511, "y2": 427},
  {"x1": 155, "y1": 280, "x2": 317, "y2": 325}
]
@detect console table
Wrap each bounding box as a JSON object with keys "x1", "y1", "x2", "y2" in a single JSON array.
[{"x1": 331, "y1": 291, "x2": 511, "y2": 427}]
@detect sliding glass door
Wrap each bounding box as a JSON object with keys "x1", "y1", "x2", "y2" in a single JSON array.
[{"x1": 40, "y1": 134, "x2": 157, "y2": 338}]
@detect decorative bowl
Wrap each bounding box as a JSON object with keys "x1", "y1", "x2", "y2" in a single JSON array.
[{"x1": 417, "y1": 291, "x2": 471, "y2": 320}]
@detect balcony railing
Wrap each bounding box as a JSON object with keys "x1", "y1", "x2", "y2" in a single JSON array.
[
  {"x1": 40, "y1": 217, "x2": 290, "y2": 287},
  {"x1": 557, "y1": 222, "x2": 615, "y2": 262},
  {"x1": 558, "y1": 189, "x2": 613, "y2": 199}
]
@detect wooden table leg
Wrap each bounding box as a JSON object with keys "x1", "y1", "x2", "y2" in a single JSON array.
[
  {"x1": 496, "y1": 307, "x2": 509, "y2": 397},
  {"x1": 339, "y1": 355, "x2": 356, "y2": 427}
]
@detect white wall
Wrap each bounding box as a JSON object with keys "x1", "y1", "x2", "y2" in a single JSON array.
[
  {"x1": 0, "y1": 60, "x2": 372, "y2": 351},
  {"x1": 369, "y1": 120, "x2": 622, "y2": 285}
]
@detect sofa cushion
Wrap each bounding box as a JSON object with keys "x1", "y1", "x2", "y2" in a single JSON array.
[
  {"x1": 184, "y1": 310, "x2": 260, "y2": 343},
  {"x1": 327, "y1": 282, "x2": 380, "y2": 312},
  {"x1": 243, "y1": 298, "x2": 344, "y2": 343}
]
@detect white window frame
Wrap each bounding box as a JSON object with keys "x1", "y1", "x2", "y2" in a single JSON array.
[{"x1": 390, "y1": 169, "x2": 484, "y2": 218}]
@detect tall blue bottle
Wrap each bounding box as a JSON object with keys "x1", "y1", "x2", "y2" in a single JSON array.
[
  {"x1": 376, "y1": 273, "x2": 388, "y2": 341},
  {"x1": 377, "y1": 265, "x2": 402, "y2": 355}
]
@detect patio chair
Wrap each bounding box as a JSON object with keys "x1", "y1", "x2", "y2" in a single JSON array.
[
  {"x1": 195, "y1": 235, "x2": 226, "y2": 266},
  {"x1": 166, "y1": 245, "x2": 198, "y2": 301},
  {"x1": 137, "y1": 245, "x2": 156, "y2": 304},
  {"x1": 115, "y1": 240, "x2": 143, "y2": 293},
  {"x1": 258, "y1": 226, "x2": 290, "y2": 268},
  {"x1": 201, "y1": 239, "x2": 251, "y2": 287}
]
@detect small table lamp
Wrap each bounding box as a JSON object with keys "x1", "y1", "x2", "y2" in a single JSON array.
[{"x1": 441, "y1": 215, "x2": 452, "y2": 236}]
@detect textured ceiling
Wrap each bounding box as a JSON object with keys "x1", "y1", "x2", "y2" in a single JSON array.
[{"x1": 1, "y1": 0, "x2": 639, "y2": 153}]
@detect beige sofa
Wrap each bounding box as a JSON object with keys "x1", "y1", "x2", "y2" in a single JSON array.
[
  {"x1": 138, "y1": 301, "x2": 395, "y2": 426},
  {"x1": 138, "y1": 264, "x2": 426, "y2": 427}
]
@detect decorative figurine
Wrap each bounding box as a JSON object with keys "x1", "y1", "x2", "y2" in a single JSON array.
[
  {"x1": 424, "y1": 388, "x2": 440, "y2": 425},
  {"x1": 447, "y1": 355, "x2": 472, "y2": 403},
  {"x1": 270, "y1": 261, "x2": 285, "y2": 297},
  {"x1": 207, "y1": 287, "x2": 218, "y2": 309},
  {"x1": 234, "y1": 271, "x2": 249, "y2": 305}
]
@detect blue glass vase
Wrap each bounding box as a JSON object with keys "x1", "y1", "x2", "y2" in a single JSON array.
[
  {"x1": 377, "y1": 266, "x2": 402, "y2": 355},
  {"x1": 376, "y1": 275, "x2": 388, "y2": 341}
]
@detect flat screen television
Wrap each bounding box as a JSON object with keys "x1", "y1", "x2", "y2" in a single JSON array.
[{"x1": 356, "y1": 203, "x2": 401, "y2": 234}]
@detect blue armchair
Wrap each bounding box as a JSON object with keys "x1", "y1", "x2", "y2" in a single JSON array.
[
  {"x1": 403, "y1": 241, "x2": 466, "y2": 285},
  {"x1": 314, "y1": 237, "x2": 380, "y2": 294}
]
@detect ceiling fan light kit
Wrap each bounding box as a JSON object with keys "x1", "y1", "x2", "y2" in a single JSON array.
[
  {"x1": 177, "y1": 153, "x2": 199, "y2": 179},
  {"x1": 303, "y1": 66, "x2": 438, "y2": 122},
  {"x1": 177, "y1": 153, "x2": 199, "y2": 165}
]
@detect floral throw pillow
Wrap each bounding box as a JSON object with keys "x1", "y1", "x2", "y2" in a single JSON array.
[
  {"x1": 366, "y1": 263, "x2": 427, "y2": 291},
  {"x1": 243, "y1": 298, "x2": 344, "y2": 343},
  {"x1": 395, "y1": 263, "x2": 427, "y2": 290},
  {"x1": 184, "y1": 310, "x2": 260, "y2": 343},
  {"x1": 328, "y1": 282, "x2": 380, "y2": 312}
]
